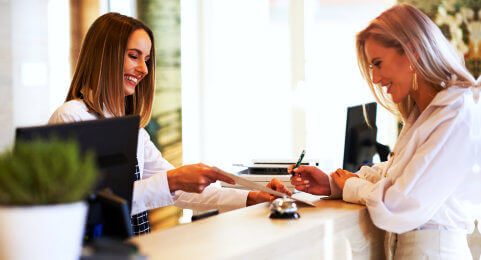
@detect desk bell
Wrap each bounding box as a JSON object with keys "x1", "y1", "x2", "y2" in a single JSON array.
[{"x1": 269, "y1": 197, "x2": 300, "y2": 219}]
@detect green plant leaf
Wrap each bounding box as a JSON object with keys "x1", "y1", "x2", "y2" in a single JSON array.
[{"x1": 0, "y1": 138, "x2": 98, "y2": 205}]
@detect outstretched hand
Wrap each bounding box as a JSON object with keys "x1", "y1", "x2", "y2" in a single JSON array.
[
  {"x1": 289, "y1": 165, "x2": 331, "y2": 196},
  {"x1": 167, "y1": 163, "x2": 235, "y2": 193},
  {"x1": 246, "y1": 178, "x2": 293, "y2": 206}
]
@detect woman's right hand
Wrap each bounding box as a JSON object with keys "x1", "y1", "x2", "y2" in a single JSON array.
[
  {"x1": 288, "y1": 165, "x2": 331, "y2": 196},
  {"x1": 167, "y1": 163, "x2": 236, "y2": 193}
]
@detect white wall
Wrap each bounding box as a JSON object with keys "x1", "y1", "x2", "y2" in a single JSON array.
[
  {"x1": 303, "y1": 0, "x2": 397, "y2": 171},
  {"x1": 0, "y1": 0, "x2": 70, "y2": 151},
  {"x1": 181, "y1": 0, "x2": 398, "y2": 171},
  {"x1": 101, "y1": 0, "x2": 136, "y2": 17},
  {"x1": 182, "y1": 0, "x2": 294, "y2": 169},
  {"x1": 12, "y1": 0, "x2": 50, "y2": 129},
  {"x1": 0, "y1": 0, "x2": 14, "y2": 151}
]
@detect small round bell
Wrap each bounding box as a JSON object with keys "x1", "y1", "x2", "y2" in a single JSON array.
[{"x1": 269, "y1": 197, "x2": 300, "y2": 219}]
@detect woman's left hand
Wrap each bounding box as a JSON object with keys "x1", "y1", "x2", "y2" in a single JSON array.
[
  {"x1": 246, "y1": 178, "x2": 293, "y2": 206},
  {"x1": 330, "y1": 168, "x2": 358, "y2": 191}
]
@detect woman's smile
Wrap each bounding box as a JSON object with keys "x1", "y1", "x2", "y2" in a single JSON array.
[
  {"x1": 385, "y1": 82, "x2": 393, "y2": 94},
  {"x1": 124, "y1": 74, "x2": 140, "y2": 86}
]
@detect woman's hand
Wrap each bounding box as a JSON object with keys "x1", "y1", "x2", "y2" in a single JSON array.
[
  {"x1": 289, "y1": 165, "x2": 331, "y2": 196},
  {"x1": 330, "y1": 168, "x2": 358, "y2": 191},
  {"x1": 166, "y1": 163, "x2": 235, "y2": 193},
  {"x1": 246, "y1": 178, "x2": 292, "y2": 206}
]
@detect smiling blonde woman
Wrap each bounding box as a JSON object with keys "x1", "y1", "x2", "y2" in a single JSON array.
[{"x1": 290, "y1": 4, "x2": 480, "y2": 259}]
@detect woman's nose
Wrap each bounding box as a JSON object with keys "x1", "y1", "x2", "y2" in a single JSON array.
[
  {"x1": 371, "y1": 69, "x2": 382, "y2": 84},
  {"x1": 136, "y1": 60, "x2": 148, "y2": 75}
]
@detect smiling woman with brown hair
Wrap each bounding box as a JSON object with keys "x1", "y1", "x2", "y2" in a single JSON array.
[
  {"x1": 66, "y1": 13, "x2": 155, "y2": 128},
  {"x1": 49, "y1": 12, "x2": 291, "y2": 236},
  {"x1": 290, "y1": 4, "x2": 480, "y2": 259}
]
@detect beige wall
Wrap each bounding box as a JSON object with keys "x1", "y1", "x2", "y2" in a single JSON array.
[{"x1": 70, "y1": 0, "x2": 99, "y2": 71}]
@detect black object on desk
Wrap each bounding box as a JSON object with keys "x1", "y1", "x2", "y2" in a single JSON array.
[
  {"x1": 85, "y1": 189, "x2": 133, "y2": 241},
  {"x1": 192, "y1": 209, "x2": 219, "y2": 221},
  {"x1": 243, "y1": 162, "x2": 312, "y2": 175},
  {"x1": 343, "y1": 103, "x2": 390, "y2": 172},
  {"x1": 15, "y1": 116, "x2": 139, "y2": 241}
]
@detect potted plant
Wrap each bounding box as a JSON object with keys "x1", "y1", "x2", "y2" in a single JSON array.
[{"x1": 0, "y1": 138, "x2": 97, "y2": 260}]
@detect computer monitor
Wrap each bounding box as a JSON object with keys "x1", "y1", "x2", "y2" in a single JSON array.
[
  {"x1": 15, "y1": 115, "x2": 140, "y2": 240},
  {"x1": 343, "y1": 103, "x2": 380, "y2": 172}
]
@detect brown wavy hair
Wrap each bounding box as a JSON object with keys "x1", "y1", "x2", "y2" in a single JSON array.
[{"x1": 66, "y1": 12, "x2": 155, "y2": 128}]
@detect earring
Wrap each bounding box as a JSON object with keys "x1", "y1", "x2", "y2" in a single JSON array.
[{"x1": 410, "y1": 65, "x2": 418, "y2": 91}]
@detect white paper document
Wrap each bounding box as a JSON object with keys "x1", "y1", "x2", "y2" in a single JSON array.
[{"x1": 213, "y1": 167, "x2": 316, "y2": 207}]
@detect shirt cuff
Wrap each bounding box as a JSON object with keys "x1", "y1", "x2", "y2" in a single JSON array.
[
  {"x1": 324, "y1": 175, "x2": 342, "y2": 199},
  {"x1": 210, "y1": 187, "x2": 249, "y2": 213},
  {"x1": 173, "y1": 184, "x2": 250, "y2": 213},
  {"x1": 230, "y1": 188, "x2": 250, "y2": 211},
  {"x1": 343, "y1": 177, "x2": 373, "y2": 205},
  {"x1": 131, "y1": 172, "x2": 175, "y2": 216}
]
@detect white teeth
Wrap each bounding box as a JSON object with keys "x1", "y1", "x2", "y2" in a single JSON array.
[{"x1": 126, "y1": 75, "x2": 138, "y2": 83}]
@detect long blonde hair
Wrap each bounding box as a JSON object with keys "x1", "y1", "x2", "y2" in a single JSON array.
[
  {"x1": 67, "y1": 12, "x2": 155, "y2": 128},
  {"x1": 356, "y1": 4, "x2": 475, "y2": 120}
]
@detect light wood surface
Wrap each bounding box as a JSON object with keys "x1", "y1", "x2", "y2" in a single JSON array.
[{"x1": 130, "y1": 199, "x2": 385, "y2": 259}]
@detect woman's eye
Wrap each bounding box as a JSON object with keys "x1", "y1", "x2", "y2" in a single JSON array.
[
  {"x1": 129, "y1": 54, "x2": 138, "y2": 59},
  {"x1": 374, "y1": 61, "x2": 382, "y2": 68}
]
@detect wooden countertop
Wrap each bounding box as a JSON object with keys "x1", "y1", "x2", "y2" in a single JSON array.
[{"x1": 130, "y1": 199, "x2": 385, "y2": 259}]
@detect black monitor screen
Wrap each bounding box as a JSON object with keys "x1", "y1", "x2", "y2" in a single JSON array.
[
  {"x1": 15, "y1": 115, "x2": 139, "y2": 211},
  {"x1": 15, "y1": 116, "x2": 139, "y2": 240},
  {"x1": 343, "y1": 103, "x2": 378, "y2": 172}
]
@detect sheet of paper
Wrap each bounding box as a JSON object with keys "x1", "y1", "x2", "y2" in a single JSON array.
[
  {"x1": 291, "y1": 192, "x2": 327, "y2": 202},
  {"x1": 213, "y1": 167, "x2": 316, "y2": 207}
]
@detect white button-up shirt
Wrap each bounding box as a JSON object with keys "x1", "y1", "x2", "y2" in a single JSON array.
[
  {"x1": 340, "y1": 86, "x2": 481, "y2": 234},
  {"x1": 49, "y1": 100, "x2": 249, "y2": 215}
]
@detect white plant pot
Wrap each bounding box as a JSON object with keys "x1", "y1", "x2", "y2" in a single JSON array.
[{"x1": 0, "y1": 201, "x2": 88, "y2": 260}]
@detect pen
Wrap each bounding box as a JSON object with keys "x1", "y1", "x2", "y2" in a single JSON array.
[{"x1": 291, "y1": 149, "x2": 305, "y2": 176}]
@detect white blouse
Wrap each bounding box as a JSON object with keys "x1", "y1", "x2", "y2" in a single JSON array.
[
  {"x1": 48, "y1": 100, "x2": 249, "y2": 215},
  {"x1": 340, "y1": 86, "x2": 481, "y2": 234}
]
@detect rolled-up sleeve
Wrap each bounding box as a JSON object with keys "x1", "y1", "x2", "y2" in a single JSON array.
[
  {"x1": 343, "y1": 177, "x2": 375, "y2": 204},
  {"x1": 327, "y1": 159, "x2": 388, "y2": 200},
  {"x1": 342, "y1": 161, "x2": 388, "y2": 203},
  {"x1": 357, "y1": 161, "x2": 388, "y2": 183}
]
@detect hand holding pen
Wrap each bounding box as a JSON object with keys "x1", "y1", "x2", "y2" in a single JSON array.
[
  {"x1": 288, "y1": 151, "x2": 331, "y2": 196},
  {"x1": 288, "y1": 149, "x2": 305, "y2": 177}
]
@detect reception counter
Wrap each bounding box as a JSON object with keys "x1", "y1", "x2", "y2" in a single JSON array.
[{"x1": 130, "y1": 199, "x2": 385, "y2": 259}]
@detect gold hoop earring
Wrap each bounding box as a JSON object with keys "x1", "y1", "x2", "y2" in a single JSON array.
[{"x1": 410, "y1": 65, "x2": 418, "y2": 91}]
